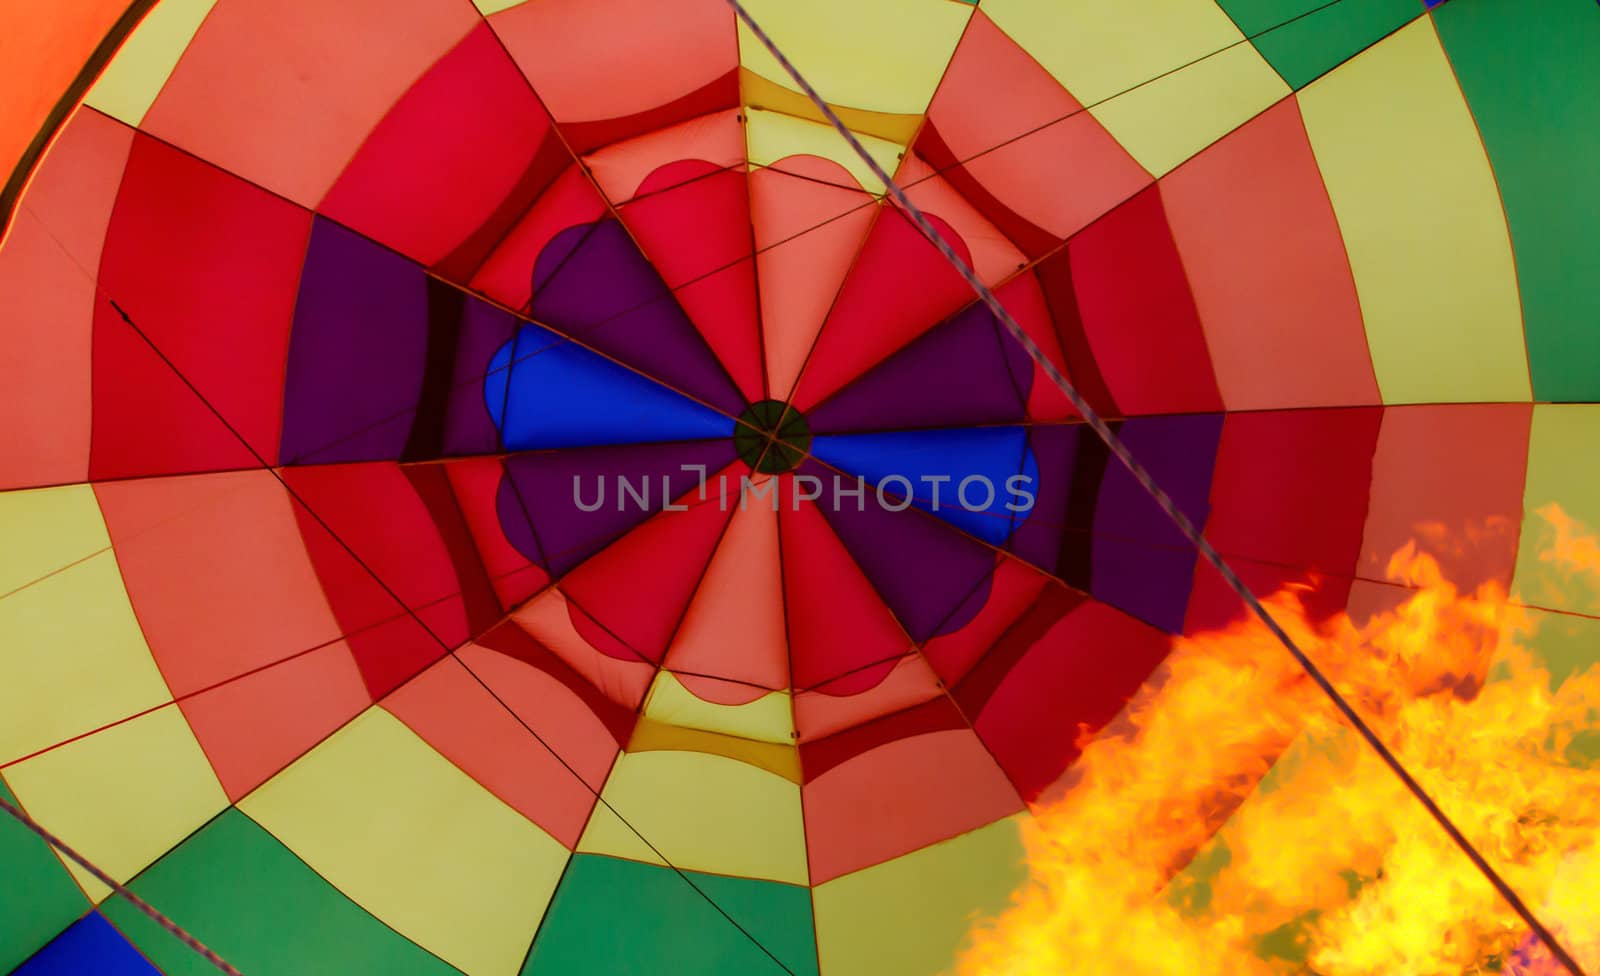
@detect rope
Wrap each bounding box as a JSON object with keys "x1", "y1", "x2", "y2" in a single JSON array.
[
  {"x1": 722, "y1": 3, "x2": 1589, "y2": 974},
  {"x1": 0, "y1": 793, "x2": 244, "y2": 975},
  {"x1": 2, "y1": 3, "x2": 1576, "y2": 974}
]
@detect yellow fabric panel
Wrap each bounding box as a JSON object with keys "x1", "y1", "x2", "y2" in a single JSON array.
[
  {"x1": 4, "y1": 705, "x2": 226, "y2": 902},
  {"x1": 628, "y1": 719, "x2": 801, "y2": 783},
  {"x1": 84, "y1": 0, "x2": 220, "y2": 126},
  {"x1": 241, "y1": 707, "x2": 568, "y2": 976},
  {"x1": 1297, "y1": 20, "x2": 1530, "y2": 405},
  {"x1": 981, "y1": 0, "x2": 1246, "y2": 105},
  {"x1": 1521, "y1": 608, "x2": 1600, "y2": 689},
  {"x1": 746, "y1": 108, "x2": 902, "y2": 195},
  {"x1": 1514, "y1": 406, "x2": 1600, "y2": 618},
  {"x1": 813, "y1": 815, "x2": 1029, "y2": 976},
  {"x1": 737, "y1": 0, "x2": 971, "y2": 116},
  {"x1": 979, "y1": 0, "x2": 1285, "y2": 175},
  {"x1": 0, "y1": 483, "x2": 109, "y2": 594},
  {"x1": 0, "y1": 486, "x2": 171, "y2": 763},
  {"x1": 741, "y1": 70, "x2": 921, "y2": 146},
  {"x1": 475, "y1": 0, "x2": 528, "y2": 13},
  {"x1": 1091, "y1": 44, "x2": 1288, "y2": 177},
  {"x1": 641, "y1": 671, "x2": 794, "y2": 744},
  {"x1": 578, "y1": 749, "x2": 808, "y2": 884}
]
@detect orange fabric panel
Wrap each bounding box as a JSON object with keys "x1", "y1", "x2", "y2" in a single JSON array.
[
  {"x1": 139, "y1": 0, "x2": 477, "y2": 206},
  {"x1": 792, "y1": 654, "x2": 944, "y2": 743},
  {"x1": 750, "y1": 158, "x2": 876, "y2": 401},
  {"x1": 803, "y1": 723, "x2": 1023, "y2": 883},
  {"x1": 896, "y1": 152, "x2": 1027, "y2": 287},
  {"x1": 512, "y1": 590, "x2": 657, "y2": 710},
  {"x1": 180, "y1": 642, "x2": 369, "y2": 801},
  {"x1": 664, "y1": 492, "x2": 790, "y2": 692},
  {"x1": 1358, "y1": 404, "x2": 1532, "y2": 593},
  {"x1": 94, "y1": 470, "x2": 352, "y2": 698},
  {"x1": 0, "y1": 0, "x2": 130, "y2": 205},
  {"x1": 0, "y1": 108, "x2": 130, "y2": 489},
  {"x1": 1161, "y1": 99, "x2": 1379, "y2": 411},
  {"x1": 490, "y1": 0, "x2": 736, "y2": 126},
  {"x1": 587, "y1": 110, "x2": 746, "y2": 205},
  {"x1": 924, "y1": 10, "x2": 1150, "y2": 243},
  {"x1": 385, "y1": 651, "x2": 617, "y2": 848},
  {"x1": 469, "y1": 163, "x2": 608, "y2": 311}
]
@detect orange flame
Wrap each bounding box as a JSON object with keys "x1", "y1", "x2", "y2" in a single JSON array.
[{"x1": 957, "y1": 509, "x2": 1600, "y2": 976}]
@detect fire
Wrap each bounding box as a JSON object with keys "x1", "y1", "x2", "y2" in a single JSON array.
[{"x1": 957, "y1": 508, "x2": 1600, "y2": 976}]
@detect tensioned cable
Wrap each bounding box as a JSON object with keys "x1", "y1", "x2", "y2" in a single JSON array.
[
  {"x1": 0, "y1": 793, "x2": 243, "y2": 975},
  {"x1": 724, "y1": 3, "x2": 1588, "y2": 974},
  {"x1": 7, "y1": 169, "x2": 800, "y2": 972},
  {"x1": 89, "y1": 0, "x2": 1390, "y2": 474},
  {"x1": 98, "y1": 297, "x2": 801, "y2": 976},
  {"x1": 0, "y1": 4, "x2": 1560, "y2": 975}
]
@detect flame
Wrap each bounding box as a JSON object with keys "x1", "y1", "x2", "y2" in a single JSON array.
[{"x1": 957, "y1": 509, "x2": 1600, "y2": 976}]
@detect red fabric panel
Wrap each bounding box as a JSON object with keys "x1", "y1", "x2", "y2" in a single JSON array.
[
  {"x1": 965, "y1": 594, "x2": 1171, "y2": 802},
  {"x1": 560, "y1": 471, "x2": 735, "y2": 663},
  {"x1": 91, "y1": 134, "x2": 311, "y2": 479},
  {"x1": 792, "y1": 210, "x2": 976, "y2": 409},
  {"x1": 1184, "y1": 407, "x2": 1384, "y2": 633},
  {"x1": 469, "y1": 163, "x2": 609, "y2": 310},
  {"x1": 780, "y1": 488, "x2": 912, "y2": 691},
  {"x1": 619, "y1": 162, "x2": 762, "y2": 402},
  {"x1": 477, "y1": 620, "x2": 639, "y2": 747},
  {"x1": 1359, "y1": 404, "x2": 1531, "y2": 593},
  {"x1": 319, "y1": 25, "x2": 558, "y2": 269},
  {"x1": 922, "y1": 558, "x2": 1052, "y2": 687},
  {"x1": 559, "y1": 69, "x2": 740, "y2": 155},
  {"x1": 443, "y1": 457, "x2": 550, "y2": 609},
  {"x1": 1067, "y1": 186, "x2": 1222, "y2": 416},
  {"x1": 1032, "y1": 248, "x2": 1119, "y2": 417},
  {"x1": 402, "y1": 464, "x2": 505, "y2": 638},
  {"x1": 283, "y1": 463, "x2": 471, "y2": 697},
  {"x1": 800, "y1": 697, "x2": 967, "y2": 782}
]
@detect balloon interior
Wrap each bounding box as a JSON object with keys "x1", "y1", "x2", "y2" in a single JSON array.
[{"x1": 0, "y1": 2, "x2": 1596, "y2": 975}]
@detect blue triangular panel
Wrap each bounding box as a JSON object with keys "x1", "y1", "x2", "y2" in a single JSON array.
[
  {"x1": 15, "y1": 913, "x2": 160, "y2": 976},
  {"x1": 485, "y1": 324, "x2": 735, "y2": 450}
]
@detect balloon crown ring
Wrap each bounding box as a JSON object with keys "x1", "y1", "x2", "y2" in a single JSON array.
[{"x1": 734, "y1": 400, "x2": 812, "y2": 475}]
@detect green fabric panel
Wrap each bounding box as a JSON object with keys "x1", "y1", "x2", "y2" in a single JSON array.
[
  {"x1": 1433, "y1": 0, "x2": 1600, "y2": 401},
  {"x1": 524, "y1": 854, "x2": 819, "y2": 976},
  {"x1": 1221, "y1": 0, "x2": 1420, "y2": 89},
  {"x1": 102, "y1": 810, "x2": 458, "y2": 976},
  {"x1": 0, "y1": 779, "x2": 90, "y2": 973}
]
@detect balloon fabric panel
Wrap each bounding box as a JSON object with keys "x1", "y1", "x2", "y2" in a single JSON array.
[{"x1": 1, "y1": 2, "x2": 1597, "y2": 974}]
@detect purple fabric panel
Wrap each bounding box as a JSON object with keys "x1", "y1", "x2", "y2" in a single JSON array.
[{"x1": 279, "y1": 218, "x2": 428, "y2": 464}]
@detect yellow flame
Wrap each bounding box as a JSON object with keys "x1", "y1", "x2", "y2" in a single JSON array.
[{"x1": 957, "y1": 509, "x2": 1600, "y2": 976}]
